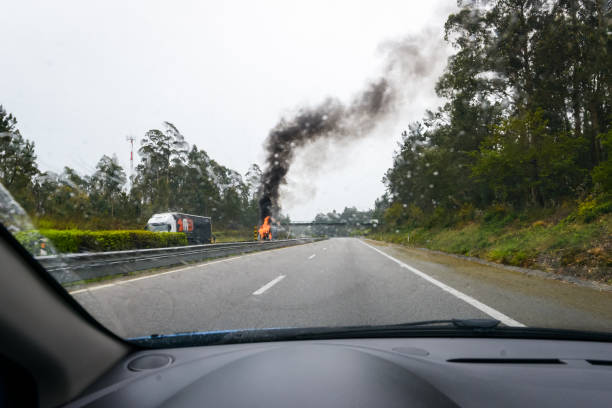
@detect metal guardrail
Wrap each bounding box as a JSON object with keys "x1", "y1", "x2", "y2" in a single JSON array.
[{"x1": 37, "y1": 238, "x2": 321, "y2": 285}]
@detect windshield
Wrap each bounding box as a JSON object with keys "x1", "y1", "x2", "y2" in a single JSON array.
[
  {"x1": 1, "y1": 0, "x2": 611, "y2": 343},
  {"x1": 148, "y1": 223, "x2": 171, "y2": 232}
]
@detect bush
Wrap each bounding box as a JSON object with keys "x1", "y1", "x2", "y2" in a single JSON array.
[
  {"x1": 383, "y1": 202, "x2": 405, "y2": 228},
  {"x1": 483, "y1": 203, "x2": 516, "y2": 226},
  {"x1": 426, "y1": 206, "x2": 456, "y2": 228},
  {"x1": 457, "y1": 203, "x2": 476, "y2": 223},
  {"x1": 483, "y1": 203, "x2": 508, "y2": 221},
  {"x1": 561, "y1": 195, "x2": 612, "y2": 224},
  {"x1": 16, "y1": 229, "x2": 187, "y2": 254},
  {"x1": 575, "y1": 196, "x2": 612, "y2": 223}
]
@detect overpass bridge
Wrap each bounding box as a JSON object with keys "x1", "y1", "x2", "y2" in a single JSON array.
[{"x1": 285, "y1": 220, "x2": 379, "y2": 227}]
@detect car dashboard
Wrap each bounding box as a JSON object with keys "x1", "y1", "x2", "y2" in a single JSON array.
[{"x1": 66, "y1": 337, "x2": 612, "y2": 407}]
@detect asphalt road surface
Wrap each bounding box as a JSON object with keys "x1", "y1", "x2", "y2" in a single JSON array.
[{"x1": 71, "y1": 238, "x2": 612, "y2": 339}]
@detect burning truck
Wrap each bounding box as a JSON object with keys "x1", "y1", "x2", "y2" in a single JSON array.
[{"x1": 257, "y1": 216, "x2": 286, "y2": 240}]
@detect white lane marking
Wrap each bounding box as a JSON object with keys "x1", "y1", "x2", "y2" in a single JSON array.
[
  {"x1": 359, "y1": 240, "x2": 525, "y2": 327},
  {"x1": 308, "y1": 254, "x2": 316, "y2": 260},
  {"x1": 69, "y1": 284, "x2": 114, "y2": 294},
  {"x1": 68, "y1": 243, "x2": 311, "y2": 295},
  {"x1": 252, "y1": 275, "x2": 286, "y2": 295}
]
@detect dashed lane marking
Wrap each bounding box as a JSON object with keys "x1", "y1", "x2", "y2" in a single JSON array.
[{"x1": 252, "y1": 275, "x2": 286, "y2": 295}]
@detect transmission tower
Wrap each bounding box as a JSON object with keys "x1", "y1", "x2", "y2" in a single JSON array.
[
  {"x1": 126, "y1": 135, "x2": 135, "y2": 173},
  {"x1": 126, "y1": 135, "x2": 136, "y2": 189}
]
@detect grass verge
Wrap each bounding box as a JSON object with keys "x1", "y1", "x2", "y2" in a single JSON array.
[{"x1": 369, "y1": 206, "x2": 611, "y2": 284}]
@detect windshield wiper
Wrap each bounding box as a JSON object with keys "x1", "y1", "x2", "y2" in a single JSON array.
[
  {"x1": 130, "y1": 319, "x2": 612, "y2": 348},
  {"x1": 384, "y1": 318, "x2": 501, "y2": 329},
  {"x1": 130, "y1": 319, "x2": 504, "y2": 347}
]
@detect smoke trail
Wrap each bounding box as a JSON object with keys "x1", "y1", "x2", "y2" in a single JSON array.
[{"x1": 258, "y1": 31, "x2": 445, "y2": 221}]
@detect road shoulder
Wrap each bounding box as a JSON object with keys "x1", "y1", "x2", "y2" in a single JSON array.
[{"x1": 363, "y1": 238, "x2": 612, "y2": 331}]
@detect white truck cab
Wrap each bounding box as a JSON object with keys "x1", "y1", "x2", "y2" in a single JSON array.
[{"x1": 145, "y1": 213, "x2": 177, "y2": 232}]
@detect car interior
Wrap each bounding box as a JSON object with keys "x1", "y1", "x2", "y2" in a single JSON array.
[{"x1": 2, "y1": 224, "x2": 612, "y2": 407}]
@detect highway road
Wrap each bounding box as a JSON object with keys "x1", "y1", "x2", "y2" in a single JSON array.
[{"x1": 71, "y1": 238, "x2": 612, "y2": 339}]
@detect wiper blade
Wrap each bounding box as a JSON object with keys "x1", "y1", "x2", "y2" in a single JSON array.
[
  {"x1": 387, "y1": 318, "x2": 501, "y2": 329},
  {"x1": 130, "y1": 319, "x2": 502, "y2": 347},
  {"x1": 130, "y1": 320, "x2": 612, "y2": 349}
]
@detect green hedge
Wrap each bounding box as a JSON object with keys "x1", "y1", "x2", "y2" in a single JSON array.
[{"x1": 15, "y1": 229, "x2": 188, "y2": 254}]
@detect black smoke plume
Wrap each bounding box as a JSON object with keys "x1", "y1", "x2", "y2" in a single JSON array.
[{"x1": 258, "y1": 32, "x2": 443, "y2": 222}]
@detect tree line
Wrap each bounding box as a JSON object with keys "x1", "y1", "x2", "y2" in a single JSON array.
[
  {"x1": 379, "y1": 0, "x2": 611, "y2": 228},
  {"x1": 2, "y1": 1, "x2": 610, "y2": 233},
  {"x1": 0, "y1": 107, "x2": 263, "y2": 230}
]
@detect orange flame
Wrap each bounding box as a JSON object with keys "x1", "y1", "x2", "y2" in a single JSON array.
[{"x1": 258, "y1": 216, "x2": 272, "y2": 240}]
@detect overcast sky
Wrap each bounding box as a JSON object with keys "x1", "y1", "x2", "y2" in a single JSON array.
[{"x1": 1, "y1": 0, "x2": 456, "y2": 220}]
